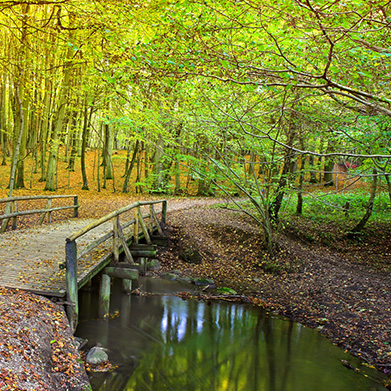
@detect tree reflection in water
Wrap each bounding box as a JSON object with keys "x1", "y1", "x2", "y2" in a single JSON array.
[{"x1": 76, "y1": 278, "x2": 387, "y2": 391}]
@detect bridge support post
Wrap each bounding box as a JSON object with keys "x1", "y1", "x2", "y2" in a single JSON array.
[
  {"x1": 65, "y1": 239, "x2": 78, "y2": 333},
  {"x1": 99, "y1": 274, "x2": 111, "y2": 318},
  {"x1": 162, "y1": 200, "x2": 167, "y2": 225},
  {"x1": 73, "y1": 196, "x2": 79, "y2": 218}
]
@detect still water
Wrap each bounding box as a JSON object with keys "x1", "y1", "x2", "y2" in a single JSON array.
[{"x1": 76, "y1": 277, "x2": 387, "y2": 391}]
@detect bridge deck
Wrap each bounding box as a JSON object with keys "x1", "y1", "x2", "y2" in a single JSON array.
[{"x1": 0, "y1": 219, "x2": 115, "y2": 297}]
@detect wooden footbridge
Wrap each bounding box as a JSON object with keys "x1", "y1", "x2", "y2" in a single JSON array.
[{"x1": 0, "y1": 195, "x2": 167, "y2": 332}]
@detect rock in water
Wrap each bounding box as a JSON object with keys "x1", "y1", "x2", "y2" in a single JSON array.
[{"x1": 86, "y1": 346, "x2": 108, "y2": 365}]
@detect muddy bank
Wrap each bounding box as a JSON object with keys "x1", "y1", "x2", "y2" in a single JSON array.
[{"x1": 158, "y1": 206, "x2": 391, "y2": 378}]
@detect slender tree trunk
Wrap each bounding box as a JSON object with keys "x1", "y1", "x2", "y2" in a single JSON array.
[
  {"x1": 323, "y1": 142, "x2": 335, "y2": 186},
  {"x1": 45, "y1": 89, "x2": 68, "y2": 191},
  {"x1": 67, "y1": 110, "x2": 79, "y2": 171},
  {"x1": 0, "y1": 78, "x2": 8, "y2": 166},
  {"x1": 351, "y1": 169, "x2": 378, "y2": 234},
  {"x1": 269, "y1": 142, "x2": 295, "y2": 223},
  {"x1": 308, "y1": 155, "x2": 318, "y2": 183},
  {"x1": 81, "y1": 102, "x2": 93, "y2": 190},
  {"x1": 1, "y1": 81, "x2": 25, "y2": 232},
  {"x1": 296, "y1": 154, "x2": 306, "y2": 215},
  {"x1": 14, "y1": 4, "x2": 31, "y2": 189},
  {"x1": 45, "y1": 9, "x2": 75, "y2": 191},
  {"x1": 384, "y1": 174, "x2": 391, "y2": 206},
  {"x1": 152, "y1": 135, "x2": 164, "y2": 191},
  {"x1": 123, "y1": 139, "x2": 139, "y2": 193},
  {"x1": 103, "y1": 123, "x2": 113, "y2": 179}
]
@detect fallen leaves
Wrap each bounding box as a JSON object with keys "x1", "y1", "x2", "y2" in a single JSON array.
[{"x1": 0, "y1": 287, "x2": 89, "y2": 390}]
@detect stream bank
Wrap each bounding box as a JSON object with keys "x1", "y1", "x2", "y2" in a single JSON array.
[{"x1": 157, "y1": 205, "x2": 391, "y2": 382}]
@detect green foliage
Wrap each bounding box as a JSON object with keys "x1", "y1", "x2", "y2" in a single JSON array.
[{"x1": 281, "y1": 191, "x2": 391, "y2": 223}]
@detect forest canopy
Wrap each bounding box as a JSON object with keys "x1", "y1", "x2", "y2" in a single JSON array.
[{"x1": 0, "y1": 0, "x2": 390, "y2": 249}]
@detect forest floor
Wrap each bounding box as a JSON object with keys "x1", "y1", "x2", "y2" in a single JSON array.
[
  {"x1": 157, "y1": 204, "x2": 391, "y2": 383},
  {"x1": 0, "y1": 194, "x2": 390, "y2": 389}
]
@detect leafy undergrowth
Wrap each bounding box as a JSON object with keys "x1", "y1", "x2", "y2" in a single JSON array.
[
  {"x1": 0, "y1": 288, "x2": 89, "y2": 391},
  {"x1": 157, "y1": 206, "x2": 391, "y2": 379}
]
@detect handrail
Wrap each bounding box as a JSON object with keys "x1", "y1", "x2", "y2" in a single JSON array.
[
  {"x1": 65, "y1": 199, "x2": 167, "y2": 332},
  {"x1": 0, "y1": 195, "x2": 79, "y2": 233},
  {"x1": 0, "y1": 195, "x2": 78, "y2": 203},
  {"x1": 67, "y1": 200, "x2": 165, "y2": 242}
]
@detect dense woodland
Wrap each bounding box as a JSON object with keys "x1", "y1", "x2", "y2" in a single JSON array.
[{"x1": 0, "y1": 0, "x2": 390, "y2": 251}]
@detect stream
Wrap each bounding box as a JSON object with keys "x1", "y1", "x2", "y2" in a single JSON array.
[{"x1": 76, "y1": 277, "x2": 388, "y2": 391}]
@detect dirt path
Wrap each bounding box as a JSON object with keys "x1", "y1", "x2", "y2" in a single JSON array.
[{"x1": 158, "y1": 206, "x2": 391, "y2": 377}]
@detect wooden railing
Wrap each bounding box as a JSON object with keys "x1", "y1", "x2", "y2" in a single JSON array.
[
  {"x1": 65, "y1": 199, "x2": 167, "y2": 332},
  {"x1": 0, "y1": 195, "x2": 79, "y2": 233}
]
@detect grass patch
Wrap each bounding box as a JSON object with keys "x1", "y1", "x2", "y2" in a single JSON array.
[{"x1": 281, "y1": 190, "x2": 391, "y2": 224}]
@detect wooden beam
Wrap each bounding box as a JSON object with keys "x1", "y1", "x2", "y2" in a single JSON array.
[
  {"x1": 151, "y1": 205, "x2": 164, "y2": 236},
  {"x1": 133, "y1": 207, "x2": 139, "y2": 244},
  {"x1": 116, "y1": 216, "x2": 135, "y2": 264},
  {"x1": 103, "y1": 267, "x2": 139, "y2": 280},
  {"x1": 1, "y1": 205, "x2": 79, "y2": 220},
  {"x1": 130, "y1": 249, "x2": 157, "y2": 258},
  {"x1": 138, "y1": 209, "x2": 152, "y2": 244}
]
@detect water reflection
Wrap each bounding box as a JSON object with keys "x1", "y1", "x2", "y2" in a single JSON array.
[{"x1": 76, "y1": 278, "x2": 387, "y2": 391}]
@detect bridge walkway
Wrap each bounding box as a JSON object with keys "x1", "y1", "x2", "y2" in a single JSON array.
[{"x1": 0, "y1": 218, "x2": 119, "y2": 298}]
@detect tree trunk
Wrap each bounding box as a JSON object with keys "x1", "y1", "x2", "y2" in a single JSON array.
[
  {"x1": 14, "y1": 4, "x2": 31, "y2": 189},
  {"x1": 81, "y1": 101, "x2": 93, "y2": 190},
  {"x1": 296, "y1": 153, "x2": 306, "y2": 215},
  {"x1": 350, "y1": 169, "x2": 378, "y2": 234},
  {"x1": 384, "y1": 174, "x2": 391, "y2": 206},
  {"x1": 1, "y1": 81, "x2": 25, "y2": 232},
  {"x1": 122, "y1": 139, "x2": 139, "y2": 193},
  {"x1": 0, "y1": 79, "x2": 8, "y2": 166},
  {"x1": 323, "y1": 142, "x2": 335, "y2": 187},
  {"x1": 67, "y1": 109, "x2": 79, "y2": 171},
  {"x1": 102, "y1": 123, "x2": 113, "y2": 179},
  {"x1": 308, "y1": 155, "x2": 318, "y2": 184}
]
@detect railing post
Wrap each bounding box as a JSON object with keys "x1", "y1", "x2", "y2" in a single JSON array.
[
  {"x1": 73, "y1": 196, "x2": 79, "y2": 218},
  {"x1": 11, "y1": 201, "x2": 17, "y2": 230},
  {"x1": 149, "y1": 205, "x2": 154, "y2": 234},
  {"x1": 134, "y1": 207, "x2": 139, "y2": 244},
  {"x1": 46, "y1": 199, "x2": 52, "y2": 224},
  {"x1": 162, "y1": 200, "x2": 167, "y2": 225},
  {"x1": 65, "y1": 239, "x2": 78, "y2": 333},
  {"x1": 113, "y1": 216, "x2": 119, "y2": 263},
  {"x1": 0, "y1": 201, "x2": 11, "y2": 233}
]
